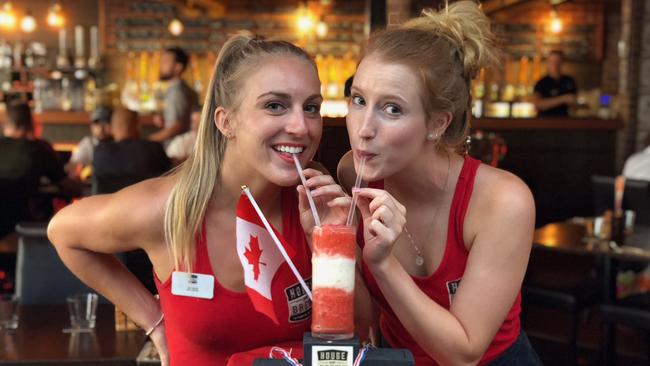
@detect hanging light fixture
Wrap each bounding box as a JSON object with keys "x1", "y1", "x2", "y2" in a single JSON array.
[
  {"x1": 296, "y1": 4, "x2": 315, "y2": 37},
  {"x1": 47, "y1": 3, "x2": 64, "y2": 28},
  {"x1": 0, "y1": 2, "x2": 17, "y2": 30},
  {"x1": 20, "y1": 11, "x2": 36, "y2": 33},
  {"x1": 549, "y1": 9, "x2": 562, "y2": 34},
  {"x1": 168, "y1": 16, "x2": 184, "y2": 36},
  {"x1": 316, "y1": 19, "x2": 328, "y2": 38}
]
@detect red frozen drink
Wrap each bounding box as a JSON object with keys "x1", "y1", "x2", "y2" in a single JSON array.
[{"x1": 311, "y1": 225, "x2": 356, "y2": 340}]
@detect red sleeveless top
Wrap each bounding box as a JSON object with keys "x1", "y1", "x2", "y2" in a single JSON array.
[
  {"x1": 154, "y1": 188, "x2": 312, "y2": 366},
  {"x1": 360, "y1": 156, "x2": 521, "y2": 365}
]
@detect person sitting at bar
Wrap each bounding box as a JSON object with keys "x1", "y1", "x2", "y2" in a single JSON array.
[
  {"x1": 149, "y1": 47, "x2": 198, "y2": 146},
  {"x1": 0, "y1": 102, "x2": 66, "y2": 237},
  {"x1": 165, "y1": 106, "x2": 200, "y2": 166},
  {"x1": 338, "y1": 2, "x2": 541, "y2": 364},
  {"x1": 65, "y1": 105, "x2": 113, "y2": 179},
  {"x1": 623, "y1": 133, "x2": 650, "y2": 181},
  {"x1": 48, "y1": 35, "x2": 358, "y2": 366},
  {"x1": 92, "y1": 107, "x2": 170, "y2": 195},
  {"x1": 532, "y1": 50, "x2": 578, "y2": 117}
]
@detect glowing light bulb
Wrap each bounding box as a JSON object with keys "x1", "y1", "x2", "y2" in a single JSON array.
[
  {"x1": 0, "y1": 3, "x2": 17, "y2": 30},
  {"x1": 168, "y1": 18, "x2": 184, "y2": 36},
  {"x1": 316, "y1": 21, "x2": 328, "y2": 38},
  {"x1": 550, "y1": 10, "x2": 562, "y2": 34},
  {"x1": 20, "y1": 14, "x2": 36, "y2": 33},
  {"x1": 47, "y1": 4, "x2": 64, "y2": 28}
]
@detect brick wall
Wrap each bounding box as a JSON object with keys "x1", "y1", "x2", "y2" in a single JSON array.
[{"x1": 617, "y1": 0, "x2": 646, "y2": 170}]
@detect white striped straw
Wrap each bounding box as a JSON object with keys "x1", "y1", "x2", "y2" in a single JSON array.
[
  {"x1": 346, "y1": 156, "x2": 366, "y2": 227},
  {"x1": 241, "y1": 186, "x2": 312, "y2": 300},
  {"x1": 292, "y1": 154, "x2": 321, "y2": 227}
]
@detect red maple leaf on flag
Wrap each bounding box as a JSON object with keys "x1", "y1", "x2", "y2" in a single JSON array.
[{"x1": 244, "y1": 235, "x2": 266, "y2": 281}]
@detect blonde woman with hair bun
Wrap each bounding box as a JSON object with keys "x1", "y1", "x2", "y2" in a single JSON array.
[
  {"x1": 339, "y1": 1, "x2": 542, "y2": 364},
  {"x1": 48, "y1": 35, "x2": 356, "y2": 366}
]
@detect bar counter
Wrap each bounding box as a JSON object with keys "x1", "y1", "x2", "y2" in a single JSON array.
[
  {"x1": 0, "y1": 304, "x2": 147, "y2": 366},
  {"x1": 472, "y1": 117, "x2": 622, "y2": 226},
  {"x1": 471, "y1": 117, "x2": 622, "y2": 131},
  {"x1": 321, "y1": 116, "x2": 622, "y2": 227}
]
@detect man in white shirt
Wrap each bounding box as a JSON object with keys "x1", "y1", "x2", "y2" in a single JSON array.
[
  {"x1": 166, "y1": 107, "x2": 200, "y2": 166},
  {"x1": 623, "y1": 135, "x2": 650, "y2": 181},
  {"x1": 66, "y1": 106, "x2": 113, "y2": 178}
]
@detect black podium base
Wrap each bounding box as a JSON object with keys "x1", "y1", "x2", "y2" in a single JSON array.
[{"x1": 253, "y1": 333, "x2": 414, "y2": 366}]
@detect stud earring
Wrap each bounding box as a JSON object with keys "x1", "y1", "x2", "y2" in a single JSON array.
[{"x1": 427, "y1": 132, "x2": 436, "y2": 141}]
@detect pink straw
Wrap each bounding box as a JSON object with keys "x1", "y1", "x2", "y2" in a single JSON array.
[
  {"x1": 346, "y1": 156, "x2": 366, "y2": 227},
  {"x1": 292, "y1": 154, "x2": 321, "y2": 227}
]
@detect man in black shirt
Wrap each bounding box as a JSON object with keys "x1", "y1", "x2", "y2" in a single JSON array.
[
  {"x1": 92, "y1": 108, "x2": 170, "y2": 195},
  {"x1": 532, "y1": 50, "x2": 577, "y2": 117},
  {"x1": 0, "y1": 102, "x2": 66, "y2": 236}
]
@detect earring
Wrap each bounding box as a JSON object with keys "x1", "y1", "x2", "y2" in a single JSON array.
[{"x1": 427, "y1": 132, "x2": 437, "y2": 141}]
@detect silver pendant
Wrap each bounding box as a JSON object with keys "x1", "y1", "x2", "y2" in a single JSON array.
[{"x1": 415, "y1": 255, "x2": 424, "y2": 266}]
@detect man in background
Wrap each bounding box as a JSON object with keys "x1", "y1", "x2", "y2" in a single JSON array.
[
  {"x1": 166, "y1": 106, "x2": 200, "y2": 166},
  {"x1": 532, "y1": 50, "x2": 578, "y2": 117},
  {"x1": 0, "y1": 102, "x2": 66, "y2": 236},
  {"x1": 149, "y1": 47, "x2": 198, "y2": 146},
  {"x1": 93, "y1": 107, "x2": 170, "y2": 195},
  {"x1": 66, "y1": 106, "x2": 113, "y2": 178},
  {"x1": 623, "y1": 134, "x2": 650, "y2": 181}
]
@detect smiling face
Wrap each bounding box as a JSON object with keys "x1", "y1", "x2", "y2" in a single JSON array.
[
  {"x1": 224, "y1": 55, "x2": 323, "y2": 187},
  {"x1": 346, "y1": 55, "x2": 433, "y2": 181}
]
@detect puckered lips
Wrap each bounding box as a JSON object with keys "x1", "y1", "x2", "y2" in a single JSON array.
[{"x1": 355, "y1": 149, "x2": 377, "y2": 162}]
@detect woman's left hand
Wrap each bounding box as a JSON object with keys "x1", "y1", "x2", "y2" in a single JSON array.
[{"x1": 297, "y1": 168, "x2": 351, "y2": 236}]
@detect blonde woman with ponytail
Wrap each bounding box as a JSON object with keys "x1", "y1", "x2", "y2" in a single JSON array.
[
  {"x1": 339, "y1": 1, "x2": 541, "y2": 365},
  {"x1": 48, "y1": 35, "x2": 353, "y2": 366}
]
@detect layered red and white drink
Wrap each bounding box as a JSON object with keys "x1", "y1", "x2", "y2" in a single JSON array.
[{"x1": 311, "y1": 225, "x2": 356, "y2": 340}]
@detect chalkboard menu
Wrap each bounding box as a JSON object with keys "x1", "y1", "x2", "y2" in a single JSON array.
[{"x1": 101, "y1": 0, "x2": 367, "y2": 56}]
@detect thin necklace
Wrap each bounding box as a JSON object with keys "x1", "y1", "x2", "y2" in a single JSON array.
[{"x1": 403, "y1": 151, "x2": 451, "y2": 266}]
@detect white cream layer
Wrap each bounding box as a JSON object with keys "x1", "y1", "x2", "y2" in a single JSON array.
[{"x1": 312, "y1": 256, "x2": 356, "y2": 293}]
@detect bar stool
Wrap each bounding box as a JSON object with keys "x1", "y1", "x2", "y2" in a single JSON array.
[
  {"x1": 522, "y1": 250, "x2": 601, "y2": 366},
  {"x1": 599, "y1": 253, "x2": 650, "y2": 365}
]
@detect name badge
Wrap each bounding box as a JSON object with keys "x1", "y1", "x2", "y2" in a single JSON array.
[{"x1": 171, "y1": 272, "x2": 214, "y2": 299}]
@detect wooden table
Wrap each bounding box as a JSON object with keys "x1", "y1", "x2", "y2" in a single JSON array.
[
  {"x1": 533, "y1": 221, "x2": 650, "y2": 302},
  {"x1": 0, "y1": 304, "x2": 147, "y2": 365},
  {"x1": 534, "y1": 221, "x2": 650, "y2": 262}
]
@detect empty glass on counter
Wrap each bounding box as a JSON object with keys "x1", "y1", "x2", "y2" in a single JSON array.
[
  {"x1": 0, "y1": 294, "x2": 19, "y2": 330},
  {"x1": 65, "y1": 293, "x2": 98, "y2": 333}
]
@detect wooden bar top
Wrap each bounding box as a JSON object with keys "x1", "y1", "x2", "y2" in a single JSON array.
[
  {"x1": 1, "y1": 110, "x2": 622, "y2": 131},
  {"x1": 471, "y1": 117, "x2": 623, "y2": 131},
  {"x1": 0, "y1": 304, "x2": 146, "y2": 365}
]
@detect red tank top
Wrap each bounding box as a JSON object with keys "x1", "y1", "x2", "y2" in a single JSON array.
[
  {"x1": 360, "y1": 155, "x2": 521, "y2": 365},
  {"x1": 154, "y1": 187, "x2": 312, "y2": 366}
]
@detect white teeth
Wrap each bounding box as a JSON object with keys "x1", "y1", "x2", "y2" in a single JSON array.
[{"x1": 275, "y1": 145, "x2": 304, "y2": 154}]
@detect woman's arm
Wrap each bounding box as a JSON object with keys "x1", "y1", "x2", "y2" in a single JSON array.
[
  {"x1": 47, "y1": 177, "x2": 175, "y2": 364},
  {"x1": 356, "y1": 171, "x2": 534, "y2": 365}
]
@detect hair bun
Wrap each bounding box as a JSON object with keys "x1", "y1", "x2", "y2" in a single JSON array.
[{"x1": 404, "y1": 0, "x2": 499, "y2": 79}]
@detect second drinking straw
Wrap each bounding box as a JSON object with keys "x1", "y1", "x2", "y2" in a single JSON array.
[
  {"x1": 346, "y1": 156, "x2": 366, "y2": 227},
  {"x1": 241, "y1": 185, "x2": 312, "y2": 300},
  {"x1": 292, "y1": 154, "x2": 321, "y2": 227}
]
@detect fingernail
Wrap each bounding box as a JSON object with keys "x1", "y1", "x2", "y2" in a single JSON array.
[{"x1": 352, "y1": 187, "x2": 360, "y2": 193}]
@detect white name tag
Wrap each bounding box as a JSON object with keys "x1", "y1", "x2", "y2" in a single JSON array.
[{"x1": 171, "y1": 272, "x2": 214, "y2": 299}]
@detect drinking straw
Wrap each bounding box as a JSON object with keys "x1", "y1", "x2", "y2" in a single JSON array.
[
  {"x1": 345, "y1": 156, "x2": 366, "y2": 227},
  {"x1": 292, "y1": 154, "x2": 321, "y2": 227},
  {"x1": 241, "y1": 186, "x2": 312, "y2": 300}
]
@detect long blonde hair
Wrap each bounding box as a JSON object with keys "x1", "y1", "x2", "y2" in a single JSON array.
[
  {"x1": 364, "y1": 0, "x2": 499, "y2": 147},
  {"x1": 164, "y1": 35, "x2": 316, "y2": 272}
]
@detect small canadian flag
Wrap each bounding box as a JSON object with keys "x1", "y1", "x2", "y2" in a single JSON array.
[{"x1": 235, "y1": 193, "x2": 296, "y2": 324}]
